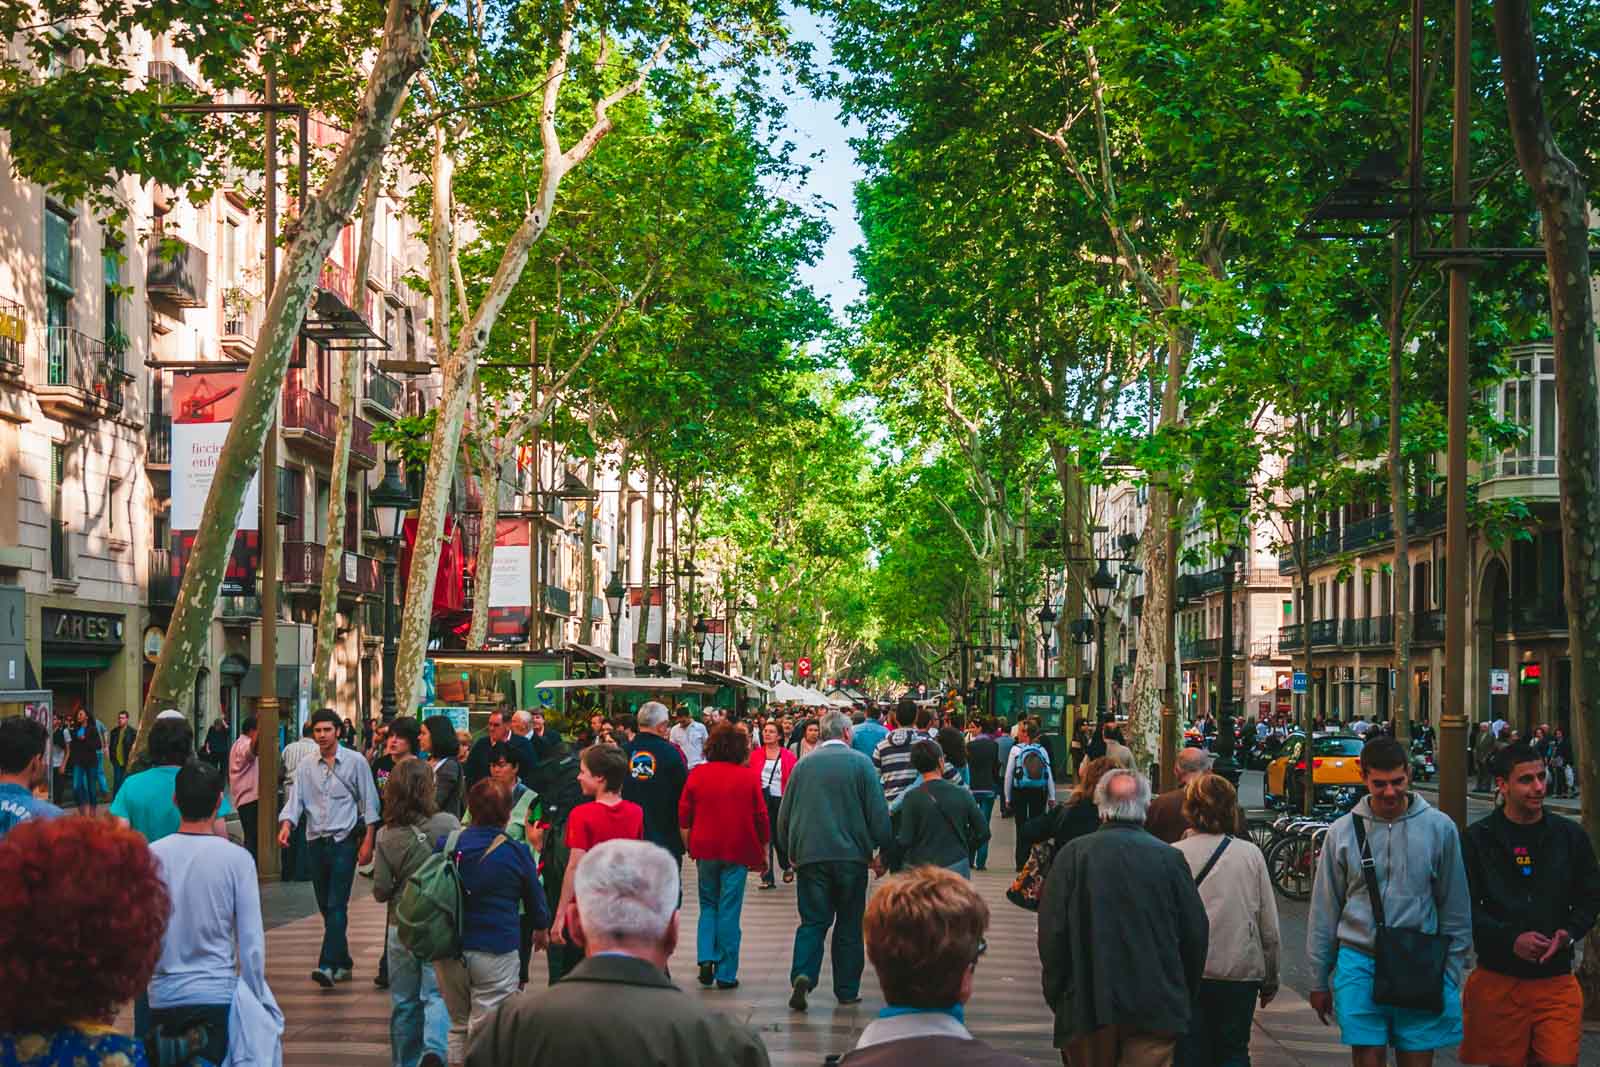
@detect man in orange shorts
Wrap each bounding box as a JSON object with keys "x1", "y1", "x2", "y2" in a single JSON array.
[{"x1": 1461, "y1": 741, "x2": 1600, "y2": 1066}]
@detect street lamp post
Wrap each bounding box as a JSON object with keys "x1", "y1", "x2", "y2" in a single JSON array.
[
  {"x1": 604, "y1": 570, "x2": 626, "y2": 656},
  {"x1": 1038, "y1": 602, "x2": 1058, "y2": 676},
  {"x1": 1088, "y1": 559, "x2": 1117, "y2": 721},
  {"x1": 370, "y1": 460, "x2": 417, "y2": 723},
  {"x1": 692, "y1": 613, "x2": 710, "y2": 670}
]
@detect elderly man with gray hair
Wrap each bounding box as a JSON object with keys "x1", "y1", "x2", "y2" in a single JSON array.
[
  {"x1": 1145, "y1": 745, "x2": 1242, "y2": 843},
  {"x1": 1038, "y1": 769, "x2": 1209, "y2": 1067},
  {"x1": 465, "y1": 839, "x2": 770, "y2": 1067},
  {"x1": 777, "y1": 709, "x2": 893, "y2": 1012}
]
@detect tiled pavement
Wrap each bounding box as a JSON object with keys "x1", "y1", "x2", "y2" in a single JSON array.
[{"x1": 121, "y1": 810, "x2": 1600, "y2": 1065}]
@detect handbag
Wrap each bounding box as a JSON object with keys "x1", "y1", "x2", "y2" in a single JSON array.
[
  {"x1": 1006, "y1": 840, "x2": 1056, "y2": 911},
  {"x1": 1353, "y1": 814, "x2": 1449, "y2": 1013}
]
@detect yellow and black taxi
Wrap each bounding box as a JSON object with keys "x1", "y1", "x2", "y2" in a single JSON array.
[{"x1": 1263, "y1": 733, "x2": 1366, "y2": 812}]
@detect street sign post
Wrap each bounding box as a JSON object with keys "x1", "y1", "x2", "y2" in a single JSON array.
[
  {"x1": 1292, "y1": 670, "x2": 1308, "y2": 694},
  {"x1": 1489, "y1": 668, "x2": 1509, "y2": 696},
  {"x1": 797, "y1": 656, "x2": 812, "y2": 679}
]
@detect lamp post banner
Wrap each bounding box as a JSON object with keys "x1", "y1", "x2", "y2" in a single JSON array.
[
  {"x1": 172, "y1": 369, "x2": 259, "y2": 531},
  {"x1": 487, "y1": 518, "x2": 530, "y2": 642}
]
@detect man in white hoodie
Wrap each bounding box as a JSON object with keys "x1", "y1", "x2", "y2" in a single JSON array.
[{"x1": 1306, "y1": 736, "x2": 1471, "y2": 1067}]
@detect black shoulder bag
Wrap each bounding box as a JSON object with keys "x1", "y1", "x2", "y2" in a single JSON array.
[
  {"x1": 1193, "y1": 836, "x2": 1231, "y2": 888},
  {"x1": 1352, "y1": 814, "x2": 1449, "y2": 1014}
]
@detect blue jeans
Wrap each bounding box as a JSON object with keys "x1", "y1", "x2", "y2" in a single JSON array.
[
  {"x1": 790, "y1": 860, "x2": 868, "y2": 1000},
  {"x1": 308, "y1": 832, "x2": 360, "y2": 970},
  {"x1": 387, "y1": 925, "x2": 448, "y2": 1067},
  {"x1": 71, "y1": 765, "x2": 98, "y2": 808},
  {"x1": 112, "y1": 764, "x2": 128, "y2": 796},
  {"x1": 696, "y1": 860, "x2": 749, "y2": 983},
  {"x1": 971, "y1": 791, "x2": 997, "y2": 868}
]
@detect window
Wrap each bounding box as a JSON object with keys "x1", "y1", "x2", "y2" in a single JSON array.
[
  {"x1": 45, "y1": 206, "x2": 74, "y2": 384},
  {"x1": 1489, "y1": 352, "x2": 1557, "y2": 477},
  {"x1": 314, "y1": 477, "x2": 331, "y2": 541},
  {"x1": 50, "y1": 443, "x2": 69, "y2": 579},
  {"x1": 108, "y1": 477, "x2": 122, "y2": 538},
  {"x1": 103, "y1": 231, "x2": 123, "y2": 361}
]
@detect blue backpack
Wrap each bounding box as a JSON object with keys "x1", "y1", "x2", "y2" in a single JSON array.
[{"x1": 1012, "y1": 744, "x2": 1051, "y2": 789}]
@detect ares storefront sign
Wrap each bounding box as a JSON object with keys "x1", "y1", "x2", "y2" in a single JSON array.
[{"x1": 43, "y1": 608, "x2": 124, "y2": 647}]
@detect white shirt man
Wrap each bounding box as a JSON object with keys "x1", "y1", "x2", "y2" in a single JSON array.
[{"x1": 669, "y1": 713, "x2": 709, "y2": 769}]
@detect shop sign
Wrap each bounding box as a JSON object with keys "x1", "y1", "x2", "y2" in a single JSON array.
[
  {"x1": 44, "y1": 608, "x2": 123, "y2": 646},
  {"x1": 1489, "y1": 668, "x2": 1509, "y2": 696},
  {"x1": 142, "y1": 625, "x2": 164, "y2": 663}
]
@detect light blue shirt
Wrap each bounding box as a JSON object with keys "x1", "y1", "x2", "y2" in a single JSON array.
[
  {"x1": 0, "y1": 782, "x2": 62, "y2": 838},
  {"x1": 850, "y1": 719, "x2": 888, "y2": 759},
  {"x1": 277, "y1": 745, "x2": 380, "y2": 840},
  {"x1": 148, "y1": 832, "x2": 267, "y2": 1010}
]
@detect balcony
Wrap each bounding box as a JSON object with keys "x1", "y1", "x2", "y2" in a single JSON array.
[
  {"x1": 147, "y1": 413, "x2": 172, "y2": 468},
  {"x1": 282, "y1": 541, "x2": 382, "y2": 597},
  {"x1": 1341, "y1": 615, "x2": 1394, "y2": 647},
  {"x1": 1309, "y1": 619, "x2": 1339, "y2": 647},
  {"x1": 38, "y1": 328, "x2": 133, "y2": 421},
  {"x1": 1512, "y1": 600, "x2": 1567, "y2": 633},
  {"x1": 369, "y1": 243, "x2": 390, "y2": 296},
  {"x1": 1482, "y1": 346, "x2": 1560, "y2": 503},
  {"x1": 1279, "y1": 623, "x2": 1304, "y2": 651},
  {"x1": 318, "y1": 261, "x2": 355, "y2": 310},
  {"x1": 362, "y1": 363, "x2": 403, "y2": 420},
  {"x1": 221, "y1": 287, "x2": 261, "y2": 359},
  {"x1": 148, "y1": 548, "x2": 179, "y2": 607},
  {"x1": 542, "y1": 584, "x2": 572, "y2": 616},
  {"x1": 1341, "y1": 512, "x2": 1393, "y2": 553},
  {"x1": 388, "y1": 261, "x2": 407, "y2": 304},
  {"x1": 0, "y1": 298, "x2": 23, "y2": 377},
  {"x1": 1182, "y1": 636, "x2": 1220, "y2": 661},
  {"x1": 147, "y1": 60, "x2": 199, "y2": 94},
  {"x1": 1414, "y1": 610, "x2": 1446, "y2": 643},
  {"x1": 220, "y1": 594, "x2": 261, "y2": 620},
  {"x1": 352, "y1": 415, "x2": 378, "y2": 467},
  {"x1": 147, "y1": 235, "x2": 209, "y2": 308},
  {"x1": 284, "y1": 385, "x2": 371, "y2": 460}
]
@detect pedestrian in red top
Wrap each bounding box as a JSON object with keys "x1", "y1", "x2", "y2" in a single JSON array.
[
  {"x1": 550, "y1": 744, "x2": 643, "y2": 947},
  {"x1": 681, "y1": 723, "x2": 770, "y2": 989},
  {"x1": 750, "y1": 721, "x2": 798, "y2": 888}
]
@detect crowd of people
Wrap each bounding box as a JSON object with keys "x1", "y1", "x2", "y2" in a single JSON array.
[{"x1": 1, "y1": 693, "x2": 1597, "y2": 1067}]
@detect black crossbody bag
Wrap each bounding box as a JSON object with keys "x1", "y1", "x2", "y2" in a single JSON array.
[{"x1": 1353, "y1": 815, "x2": 1449, "y2": 1013}]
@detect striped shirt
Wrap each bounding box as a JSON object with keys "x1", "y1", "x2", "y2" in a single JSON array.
[{"x1": 871, "y1": 727, "x2": 962, "y2": 807}]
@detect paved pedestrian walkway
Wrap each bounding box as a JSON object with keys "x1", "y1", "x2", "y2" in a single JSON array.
[{"x1": 127, "y1": 812, "x2": 1375, "y2": 1066}]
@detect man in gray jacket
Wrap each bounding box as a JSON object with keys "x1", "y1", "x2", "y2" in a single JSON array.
[
  {"x1": 778, "y1": 709, "x2": 893, "y2": 1012},
  {"x1": 1307, "y1": 736, "x2": 1471, "y2": 1066}
]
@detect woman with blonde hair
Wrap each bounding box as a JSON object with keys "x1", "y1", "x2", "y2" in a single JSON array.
[{"x1": 1172, "y1": 773, "x2": 1280, "y2": 1067}]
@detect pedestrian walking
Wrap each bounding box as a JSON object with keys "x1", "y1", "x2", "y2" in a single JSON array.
[
  {"x1": 1172, "y1": 773, "x2": 1280, "y2": 1067},
  {"x1": 1147, "y1": 746, "x2": 1237, "y2": 843},
  {"x1": 1472, "y1": 723, "x2": 1496, "y2": 793},
  {"x1": 850, "y1": 703, "x2": 889, "y2": 759},
  {"x1": 751, "y1": 720, "x2": 798, "y2": 888},
  {"x1": 47, "y1": 713, "x2": 69, "y2": 806},
  {"x1": 202, "y1": 713, "x2": 230, "y2": 770},
  {"x1": 464, "y1": 839, "x2": 771, "y2": 1067},
  {"x1": 549, "y1": 743, "x2": 645, "y2": 954},
  {"x1": 106, "y1": 710, "x2": 135, "y2": 796},
  {"x1": 281, "y1": 720, "x2": 320, "y2": 882},
  {"x1": 874, "y1": 697, "x2": 961, "y2": 809},
  {"x1": 474, "y1": 743, "x2": 542, "y2": 987},
  {"x1": 0, "y1": 816, "x2": 166, "y2": 1067},
  {"x1": 1004, "y1": 720, "x2": 1056, "y2": 869},
  {"x1": 622, "y1": 701, "x2": 690, "y2": 866},
  {"x1": 890, "y1": 739, "x2": 989, "y2": 878},
  {"x1": 0, "y1": 716, "x2": 62, "y2": 838},
  {"x1": 790, "y1": 718, "x2": 821, "y2": 759},
  {"x1": 1306, "y1": 736, "x2": 1471, "y2": 1067},
  {"x1": 966, "y1": 719, "x2": 1001, "y2": 870},
  {"x1": 146, "y1": 760, "x2": 279, "y2": 1066},
  {"x1": 422, "y1": 715, "x2": 464, "y2": 819},
  {"x1": 670, "y1": 705, "x2": 710, "y2": 769},
  {"x1": 275, "y1": 707, "x2": 381, "y2": 988},
  {"x1": 113, "y1": 716, "x2": 233, "y2": 843},
  {"x1": 434, "y1": 778, "x2": 550, "y2": 1066},
  {"x1": 777, "y1": 709, "x2": 892, "y2": 1012},
  {"x1": 463, "y1": 710, "x2": 535, "y2": 791},
  {"x1": 1038, "y1": 769, "x2": 1209, "y2": 1067},
  {"x1": 936, "y1": 726, "x2": 970, "y2": 786},
  {"x1": 1018, "y1": 756, "x2": 1114, "y2": 858},
  {"x1": 680, "y1": 722, "x2": 769, "y2": 990},
  {"x1": 837, "y1": 867, "x2": 1033, "y2": 1067},
  {"x1": 66, "y1": 707, "x2": 101, "y2": 815},
  {"x1": 374, "y1": 758, "x2": 458, "y2": 1067},
  {"x1": 1459, "y1": 741, "x2": 1600, "y2": 1067},
  {"x1": 228, "y1": 714, "x2": 261, "y2": 860}
]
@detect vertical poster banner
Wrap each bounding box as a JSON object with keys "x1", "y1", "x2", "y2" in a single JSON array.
[
  {"x1": 629, "y1": 586, "x2": 665, "y2": 658},
  {"x1": 486, "y1": 519, "x2": 530, "y2": 643},
  {"x1": 170, "y1": 370, "x2": 262, "y2": 596}
]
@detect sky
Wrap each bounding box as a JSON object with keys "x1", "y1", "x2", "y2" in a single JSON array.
[{"x1": 770, "y1": 9, "x2": 867, "y2": 319}]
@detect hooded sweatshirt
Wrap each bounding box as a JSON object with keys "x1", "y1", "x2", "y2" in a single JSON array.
[{"x1": 1306, "y1": 792, "x2": 1472, "y2": 992}]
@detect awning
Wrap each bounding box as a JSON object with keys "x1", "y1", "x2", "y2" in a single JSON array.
[
  {"x1": 528, "y1": 676, "x2": 721, "y2": 694},
  {"x1": 563, "y1": 642, "x2": 635, "y2": 675},
  {"x1": 703, "y1": 670, "x2": 772, "y2": 695},
  {"x1": 42, "y1": 652, "x2": 114, "y2": 671},
  {"x1": 220, "y1": 654, "x2": 251, "y2": 676}
]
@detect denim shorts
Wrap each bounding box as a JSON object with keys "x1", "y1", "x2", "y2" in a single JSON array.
[{"x1": 1331, "y1": 945, "x2": 1462, "y2": 1051}]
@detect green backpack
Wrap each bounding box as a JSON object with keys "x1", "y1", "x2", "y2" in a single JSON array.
[{"x1": 395, "y1": 828, "x2": 507, "y2": 961}]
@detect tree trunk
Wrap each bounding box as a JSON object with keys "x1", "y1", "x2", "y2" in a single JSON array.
[
  {"x1": 1494, "y1": 0, "x2": 1600, "y2": 1012},
  {"x1": 1388, "y1": 230, "x2": 1413, "y2": 743},
  {"x1": 466, "y1": 445, "x2": 502, "y2": 650},
  {"x1": 310, "y1": 170, "x2": 382, "y2": 709},
  {"x1": 135, "y1": 0, "x2": 429, "y2": 756},
  {"x1": 579, "y1": 453, "x2": 596, "y2": 645},
  {"x1": 634, "y1": 462, "x2": 657, "y2": 667},
  {"x1": 390, "y1": 29, "x2": 663, "y2": 710}
]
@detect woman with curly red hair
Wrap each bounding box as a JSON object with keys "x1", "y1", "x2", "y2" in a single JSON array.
[{"x1": 0, "y1": 815, "x2": 168, "y2": 1065}]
